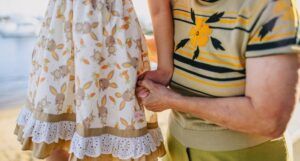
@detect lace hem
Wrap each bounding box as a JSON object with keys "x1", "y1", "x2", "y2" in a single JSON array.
[
  {"x1": 16, "y1": 107, "x2": 31, "y2": 126},
  {"x1": 16, "y1": 107, "x2": 76, "y2": 144},
  {"x1": 70, "y1": 128, "x2": 164, "y2": 160},
  {"x1": 16, "y1": 107, "x2": 165, "y2": 160}
]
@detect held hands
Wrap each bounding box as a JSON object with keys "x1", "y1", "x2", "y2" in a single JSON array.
[
  {"x1": 136, "y1": 68, "x2": 173, "y2": 98},
  {"x1": 136, "y1": 69, "x2": 176, "y2": 112},
  {"x1": 136, "y1": 79, "x2": 173, "y2": 112}
]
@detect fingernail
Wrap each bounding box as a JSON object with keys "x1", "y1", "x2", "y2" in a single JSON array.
[{"x1": 139, "y1": 92, "x2": 149, "y2": 98}]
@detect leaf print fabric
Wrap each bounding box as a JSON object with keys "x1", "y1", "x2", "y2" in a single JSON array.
[{"x1": 14, "y1": 0, "x2": 165, "y2": 160}]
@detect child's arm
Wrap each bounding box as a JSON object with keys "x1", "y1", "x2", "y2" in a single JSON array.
[{"x1": 143, "y1": 0, "x2": 174, "y2": 85}]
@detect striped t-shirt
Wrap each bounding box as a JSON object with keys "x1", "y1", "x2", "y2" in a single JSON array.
[{"x1": 169, "y1": 0, "x2": 300, "y2": 151}]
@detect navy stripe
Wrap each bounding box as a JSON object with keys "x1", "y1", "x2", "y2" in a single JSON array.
[
  {"x1": 171, "y1": 81, "x2": 216, "y2": 97},
  {"x1": 174, "y1": 53, "x2": 246, "y2": 74},
  {"x1": 171, "y1": 81, "x2": 245, "y2": 98},
  {"x1": 209, "y1": 26, "x2": 250, "y2": 32},
  {"x1": 238, "y1": 15, "x2": 249, "y2": 19},
  {"x1": 202, "y1": 0, "x2": 219, "y2": 3},
  {"x1": 246, "y1": 37, "x2": 296, "y2": 51},
  {"x1": 175, "y1": 65, "x2": 246, "y2": 81},
  {"x1": 174, "y1": 18, "x2": 194, "y2": 24}
]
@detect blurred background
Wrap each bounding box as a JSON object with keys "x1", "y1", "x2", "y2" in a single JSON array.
[
  {"x1": 0, "y1": 0, "x2": 299, "y2": 161},
  {"x1": 0, "y1": 0, "x2": 152, "y2": 109}
]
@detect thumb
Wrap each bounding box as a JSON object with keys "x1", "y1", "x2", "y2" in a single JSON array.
[{"x1": 139, "y1": 79, "x2": 155, "y2": 92}]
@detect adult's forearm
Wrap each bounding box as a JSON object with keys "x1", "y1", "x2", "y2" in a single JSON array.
[{"x1": 168, "y1": 93, "x2": 293, "y2": 138}]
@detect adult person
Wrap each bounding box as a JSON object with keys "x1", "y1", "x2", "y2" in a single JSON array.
[{"x1": 138, "y1": 0, "x2": 300, "y2": 160}]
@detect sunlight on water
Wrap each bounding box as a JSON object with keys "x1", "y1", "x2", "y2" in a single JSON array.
[
  {"x1": 0, "y1": 0, "x2": 48, "y2": 17},
  {"x1": 0, "y1": 0, "x2": 151, "y2": 21}
]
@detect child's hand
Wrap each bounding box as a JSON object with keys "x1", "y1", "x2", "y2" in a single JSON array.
[{"x1": 139, "y1": 69, "x2": 173, "y2": 86}]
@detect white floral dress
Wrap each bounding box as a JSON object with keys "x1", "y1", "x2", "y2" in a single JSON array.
[{"x1": 14, "y1": 0, "x2": 165, "y2": 160}]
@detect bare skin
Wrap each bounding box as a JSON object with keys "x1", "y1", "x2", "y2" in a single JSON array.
[
  {"x1": 46, "y1": 149, "x2": 69, "y2": 161},
  {"x1": 137, "y1": 54, "x2": 299, "y2": 138},
  {"x1": 139, "y1": 0, "x2": 174, "y2": 86}
]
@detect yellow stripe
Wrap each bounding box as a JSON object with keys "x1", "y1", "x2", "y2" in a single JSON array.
[
  {"x1": 268, "y1": 24, "x2": 287, "y2": 33},
  {"x1": 291, "y1": 0, "x2": 299, "y2": 22},
  {"x1": 249, "y1": 32, "x2": 296, "y2": 43},
  {"x1": 173, "y1": 10, "x2": 191, "y2": 19},
  {"x1": 173, "y1": 10, "x2": 250, "y2": 26},
  {"x1": 185, "y1": 45, "x2": 242, "y2": 61},
  {"x1": 177, "y1": 49, "x2": 244, "y2": 69},
  {"x1": 237, "y1": 18, "x2": 250, "y2": 26},
  {"x1": 219, "y1": 19, "x2": 244, "y2": 25},
  {"x1": 174, "y1": 68, "x2": 245, "y2": 88}
]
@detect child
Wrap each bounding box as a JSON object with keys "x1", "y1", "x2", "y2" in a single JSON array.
[{"x1": 14, "y1": 0, "x2": 165, "y2": 160}]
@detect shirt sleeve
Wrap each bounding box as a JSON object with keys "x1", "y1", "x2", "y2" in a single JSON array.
[{"x1": 245, "y1": 0, "x2": 300, "y2": 58}]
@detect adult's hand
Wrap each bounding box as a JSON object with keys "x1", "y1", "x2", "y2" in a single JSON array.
[
  {"x1": 136, "y1": 69, "x2": 173, "y2": 103},
  {"x1": 137, "y1": 79, "x2": 179, "y2": 112}
]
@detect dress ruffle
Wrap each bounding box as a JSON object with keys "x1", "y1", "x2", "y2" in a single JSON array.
[
  {"x1": 15, "y1": 107, "x2": 165, "y2": 160},
  {"x1": 14, "y1": 0, "x2": 165, "y2": 160},
  {"x1": 70, "y1": 129, "x2": 163, "y2": 160}
]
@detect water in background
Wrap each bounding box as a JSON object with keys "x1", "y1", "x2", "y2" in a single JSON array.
[
  {"x1": 0, "y1": 0, "x2": 151, "y2": 108},
  {"x1": 0, "y1": 37, "x2": 34, "y2": 108},
  {"x1": 0, "y1": 0, "x2": 152, "y2": 31}
]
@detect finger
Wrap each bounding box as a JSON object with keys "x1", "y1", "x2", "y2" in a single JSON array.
[
  {"x1": 141, "y1": 94, "x2": 149, "y2": 105},
  {"x1": 145, "y1": 105, "x2": 155, "y2": 111},
  {"x1": 136, "y1": 86, "x2": 148, "y2": 93},
  {"x1": 141, "y1": 93, "x2": 156, "y2": 106},
  {"x1": 136, "y1": 86, "x2": 146, "y2": 93},
  {"x1": 137, "y1": 80, "x2": 143, "y2": 86},
  {"x1": 140, "y1": 79, "x2": 155, "y2": 91},
  {"x1": 145, "y1": 105, "x2": 159, "y2": 112},
  {"x1": 137, "y1": 89, "x2": 150, "y2": 98}
]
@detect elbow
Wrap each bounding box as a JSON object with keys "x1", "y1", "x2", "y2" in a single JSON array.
[
  {"x1": 258, "y1": 115, "x2": 290, "y2": 139},
  {"x1": 252, "y1": 100, "x2": 295, "y2": 139},
  {"x1": 263, "y1": 125, "x2": 286, "y2": 139}
]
